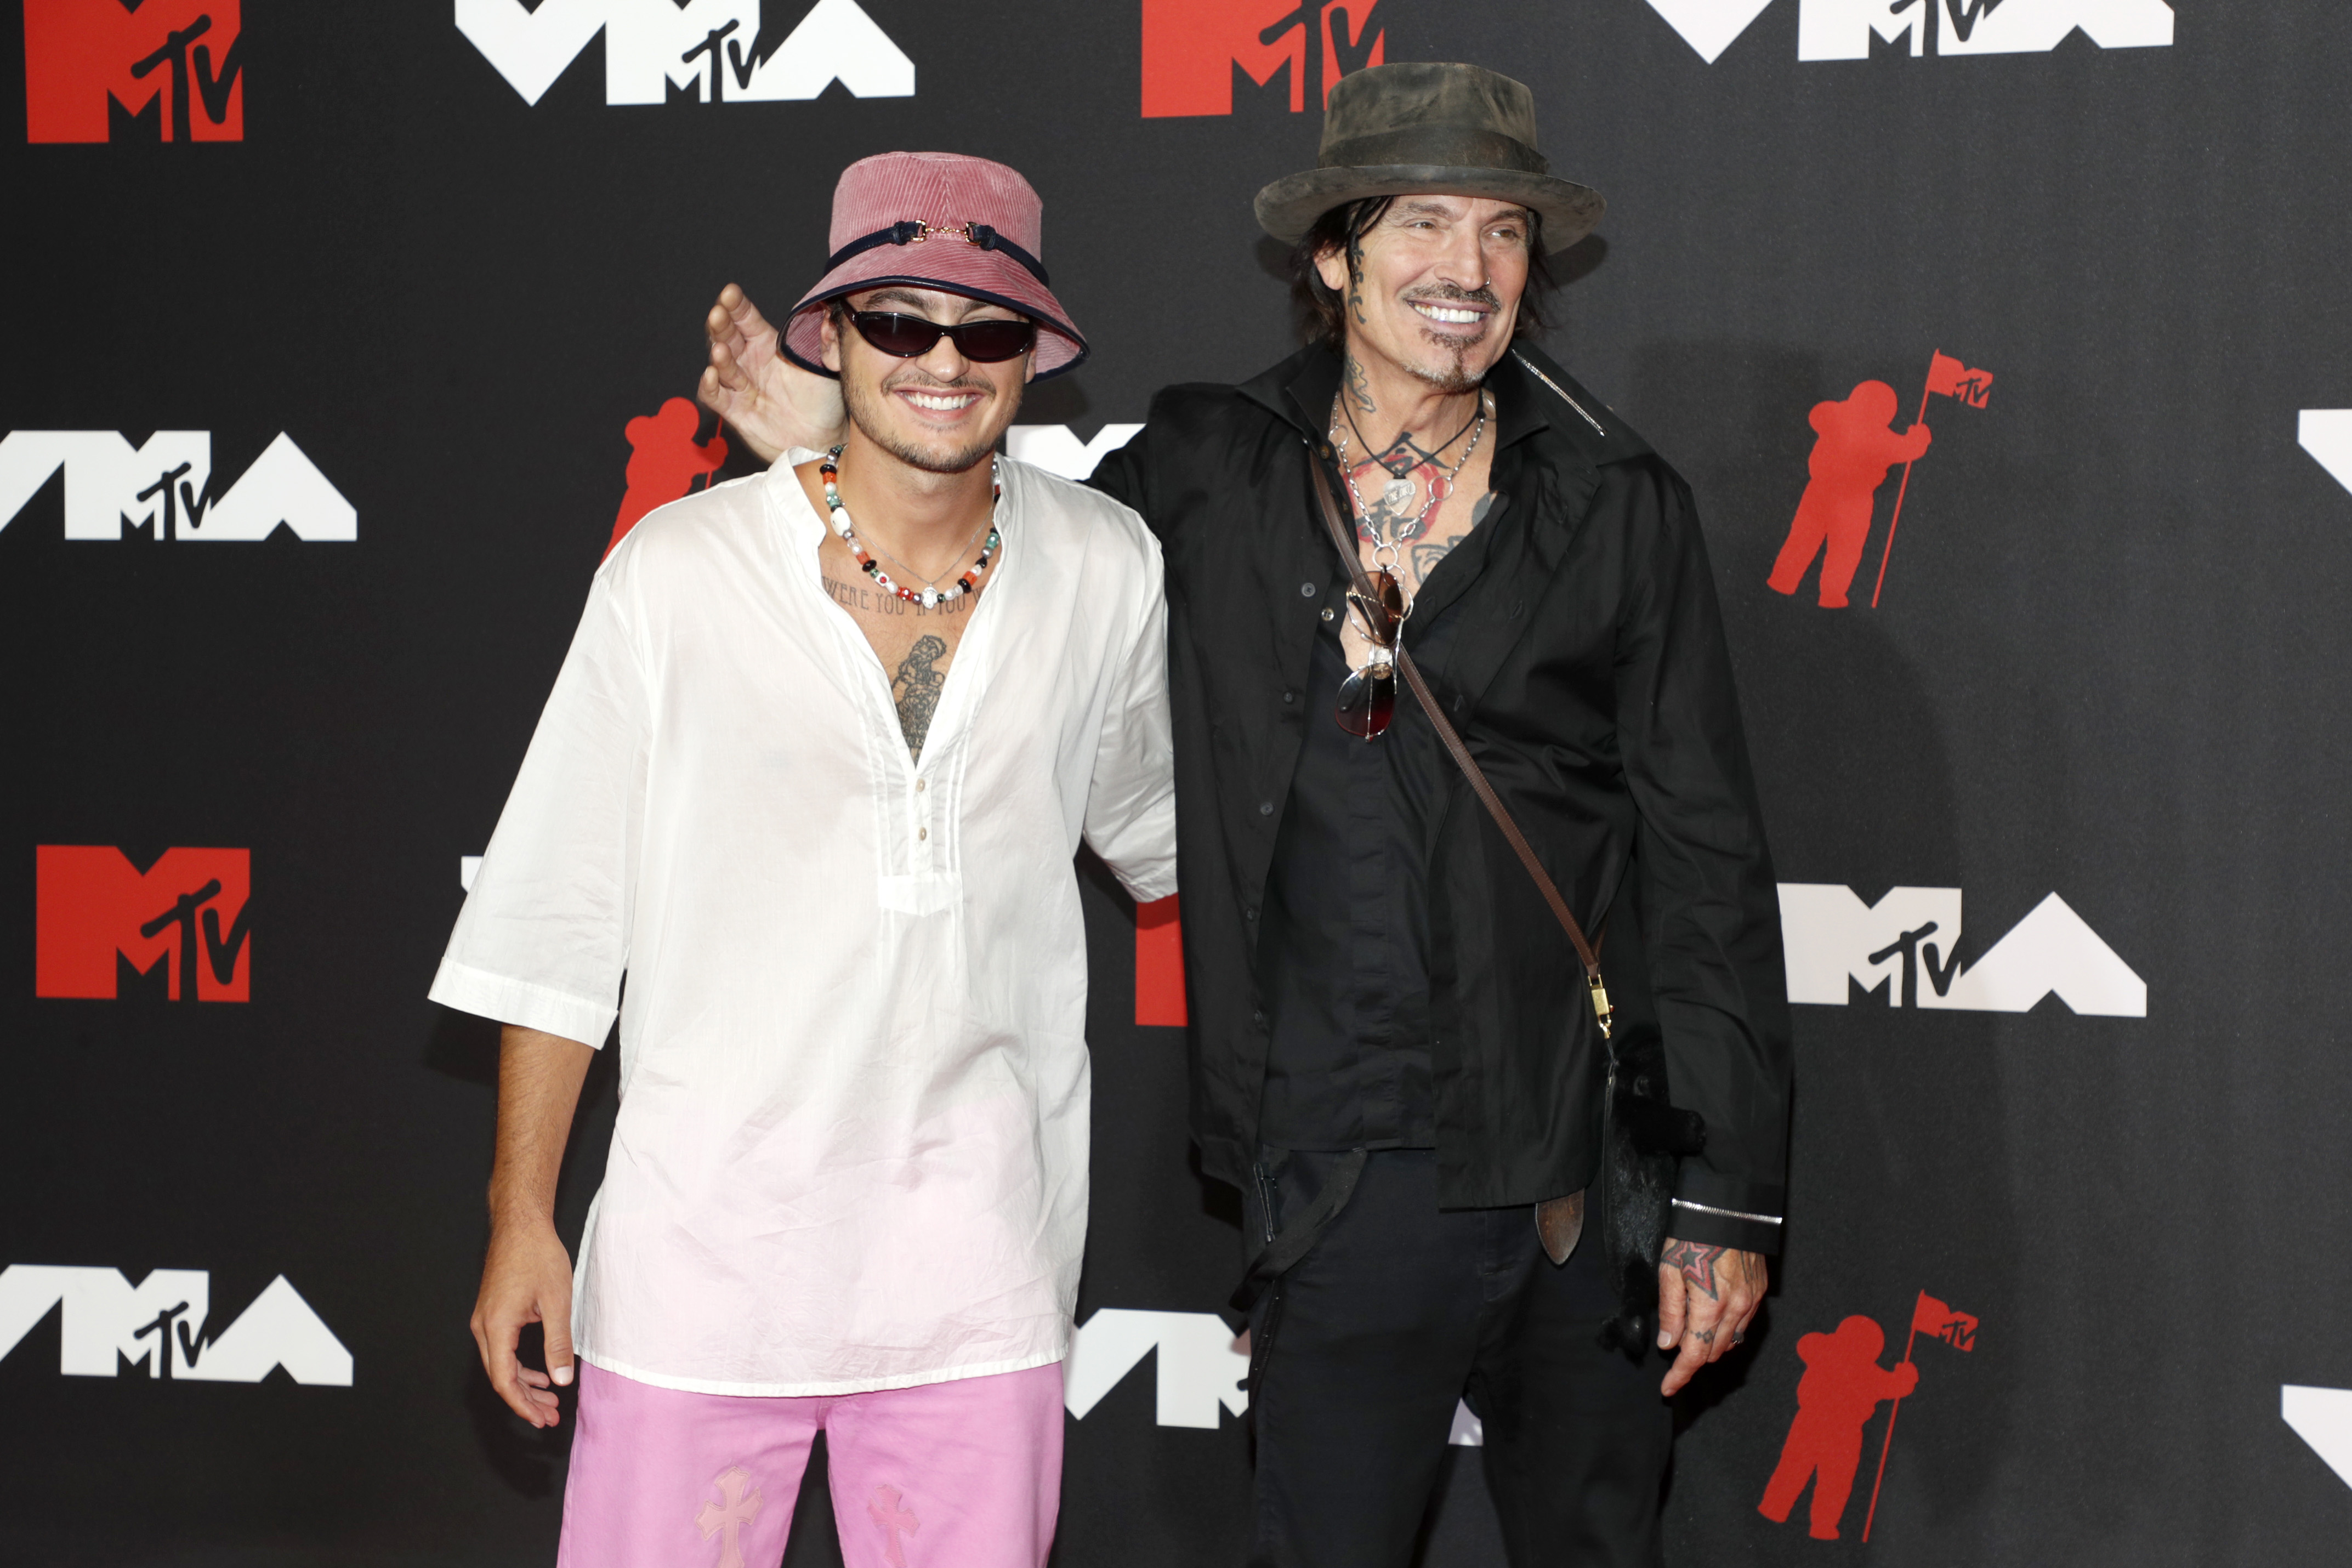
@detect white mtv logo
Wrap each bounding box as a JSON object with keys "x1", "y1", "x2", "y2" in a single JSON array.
[
  {"x1": 0, "y1": 1265, "x2": 354, "y2": 1385},
  {"x1": 1064, "y1": 1308, "x2": 1485, "y2": 1444},
  {"x1": 2284, "y1": 1385, "x2": 2352, "y2": 1492},
  {"x1": 0, "y1": 431, "x2": 355, "y2": 542},
  {"x1": 1777, "y1": 884, "x2": 2146, "y2": 1016},
  {"x1": 2301, "y1": 411, "x2": 2352, "y2": 496},
  {"x1": 1066, "y1": 1309, "x2": 1248, "y2": 1429},
  {"x1": 457, "y1": 0, "x2": 913, "y2": 107},
  {"x1": 1644, "y1": 0, "x2": 2172, "y2": 64},
  {"x1": 1005, "y1": 424, "x2": 1145, "y2": 484}
]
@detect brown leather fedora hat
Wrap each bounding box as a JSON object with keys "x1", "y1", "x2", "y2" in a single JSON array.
[{"x1": 1253, "y1": 63, "x2": 1603, "y2": 255}]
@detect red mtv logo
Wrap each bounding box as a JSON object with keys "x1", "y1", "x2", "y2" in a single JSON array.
[
  {"x1": 1141, "y1": 0, "x2": 1383, "y2": 118},
  {"x1": 24, "y1": 1, "x2": 245, "y2": 144},
  {"x1": 36, "y1": 847, "x2": 252, "y2": 1002}
]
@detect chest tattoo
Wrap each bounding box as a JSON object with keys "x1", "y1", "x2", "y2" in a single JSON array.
[
  {"x1": 1348, "y1": 447, "x2": 1461, "y2": 546},
  {"x1": 893, "y1": 634, "x2": 948, "y2": 760},
  {"x1": 1410, "y1": 531, "x2": 1470, "y2": 584}
]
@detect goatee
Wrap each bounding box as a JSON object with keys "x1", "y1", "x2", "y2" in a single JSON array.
[{"x1": 841, "y1": 373, "x2": 1010, "y2": 476}]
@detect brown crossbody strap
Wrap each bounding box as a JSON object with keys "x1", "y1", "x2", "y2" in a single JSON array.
[{"x1": 1304, "y1": 448, "x2": 1616, "y2": 1038}]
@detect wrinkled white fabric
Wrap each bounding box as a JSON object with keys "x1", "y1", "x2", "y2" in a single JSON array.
[{"x1": 429, "y1": 456, "x2": 1175, "y2": 1395}]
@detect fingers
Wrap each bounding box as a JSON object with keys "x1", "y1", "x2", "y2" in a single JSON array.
[
  {"x1": 473, "y1": 1226, "x2": 573, "y2": 1429},
  {"x1": 1660, "y1": 1249, "x2": 1770, "y2": 1395},
  {"x1": 707, "y1": 339, "x2": 754, "y2": 394},
  {"x1": 1655, "y1": 1261, "x2": 1686, "y2": 1350},
  {"x1": 1722, "y1": 1252, "x2": 1767, "y2": 1345},
  {"x1": 1661, "y1": 1331, "x2": 1710, "y2": 1396},
  {"x1": 699, "y1": 350, "x2": 760, "y2": 427},
  {"x1": 543, "y1": 1292, "x2": 576, "y2": 1391},
  {"x1": 473, "y1": 1300, "x2": 555, "y2": 1427},
  {"x1": 723, "y1": 283, "x2": 774, "y2": 339}
]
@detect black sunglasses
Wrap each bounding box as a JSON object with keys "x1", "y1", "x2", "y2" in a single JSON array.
[{"x1": 848, "y1": 310, "x2": 1036, "y2": 363}]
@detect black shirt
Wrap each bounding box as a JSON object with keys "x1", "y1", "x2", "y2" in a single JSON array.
[
  {"x1": 1255, "y1": 501, "x2": 1494, "y2": 1151},
  {"x1": 1087, "y1": 343, "x2": 1792, "y2": 1257}
]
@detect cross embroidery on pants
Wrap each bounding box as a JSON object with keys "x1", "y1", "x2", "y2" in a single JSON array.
[
  {"x1": 696, "y1": 1466, "x2": 763, "y2": 1568},
  {"x1": 868, "y1": 1484, "x2": 921, "y2": 1567}
]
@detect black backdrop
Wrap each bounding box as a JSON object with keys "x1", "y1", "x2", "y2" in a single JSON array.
[{"x1": 7, "y1": 2, "x2": 2352, "y2": 1564}]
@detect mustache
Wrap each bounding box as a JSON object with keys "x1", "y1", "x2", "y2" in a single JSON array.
[
  {"x1": 881, "y1": 368, "x2": 994, "y2": 395},
  {"x1": 1403, "y1": 282, "x2": 1502, "y2": 309}
]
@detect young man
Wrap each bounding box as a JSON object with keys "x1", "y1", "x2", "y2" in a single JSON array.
[
  {"x1": 435, "y1": 152, "x2": 1174, "y2": 1568},
  {"x1": 703, "y1": 64, "x2": 1792, "y2": 1567}
]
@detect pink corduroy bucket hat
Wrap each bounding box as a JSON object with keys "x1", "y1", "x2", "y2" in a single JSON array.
[{"x1": 782, "y1": 151, "x2": 1087, "y2": 380}]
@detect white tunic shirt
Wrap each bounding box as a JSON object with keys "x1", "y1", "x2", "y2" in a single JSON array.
[{"x1": 429, "y1": 455, "x2": 1176, "y2": 1396}]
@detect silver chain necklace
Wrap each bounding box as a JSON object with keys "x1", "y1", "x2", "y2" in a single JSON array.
[{"x1": 1329, "y1": 390, "x2": 1490, "y2": 564}]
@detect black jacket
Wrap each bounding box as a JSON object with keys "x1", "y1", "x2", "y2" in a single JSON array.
[{"x1": 1089, "y1": 342, "x2": 1792, "y2": 1254}]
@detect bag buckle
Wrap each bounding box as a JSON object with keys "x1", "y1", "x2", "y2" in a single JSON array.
[{"x1": 1587, "y1": 973, "x2": 1614, "y2": 1038}]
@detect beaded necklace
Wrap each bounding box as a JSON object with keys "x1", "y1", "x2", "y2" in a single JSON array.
[{"x1": 820, "y1": 446, "x2": 1002, "y2": 609}]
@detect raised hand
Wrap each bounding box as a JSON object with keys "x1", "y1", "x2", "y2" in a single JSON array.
[
  {"x1": 698, "y1": 282, "x2": 845, "y2": 464},
  {"x1": 1655, "y1": 1237, "x2": 1768, "y2": 1396}
]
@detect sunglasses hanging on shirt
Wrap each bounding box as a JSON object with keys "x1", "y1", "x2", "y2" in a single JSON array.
[{"x1": 1336, "y1": 569, "x2": 1407, "y2": 738}]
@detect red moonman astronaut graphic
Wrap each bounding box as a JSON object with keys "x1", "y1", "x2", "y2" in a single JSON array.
[
  {"x1": 607, "y1": 397, "x2": 729, "y2": 556},
  {"x1": 1758, "y1": 1314, "x2": 1918, "y2": 1541},
  {"x1": 1768, "y1": 382, "x2": 1931, "y2": 608}
]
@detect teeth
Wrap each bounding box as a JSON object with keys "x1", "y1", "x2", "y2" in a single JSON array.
[
  {"x1": 1416, "y1": 305, "x2": 1480, "y2": 324},
  {"x1": 905, "y1": 391, "x2": 974, "y2": 411}
]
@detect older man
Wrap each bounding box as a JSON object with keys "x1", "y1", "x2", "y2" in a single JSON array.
[
  {"x1": 441, "y1": 152, "x2": 1173, "y2": 1568},
  {"x1": 703, "y1": 64, "x2": 1791, "y2": 1568}
]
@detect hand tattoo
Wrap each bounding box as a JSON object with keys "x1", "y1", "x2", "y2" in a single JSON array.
[
  {"x1": 1661, "y1": 1240, "x2": 1726, "y2": 1300},
  {"x1": 893, "y1": 634, "x2": 947, "y2": 760},
  {"x1": 1344, "y1": 357, "x2": 1377, "y2": 416}
]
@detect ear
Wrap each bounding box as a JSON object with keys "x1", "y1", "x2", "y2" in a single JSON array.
[
  {"x1": 1022, "y1": 349, "x2": 1036, "y2": 386},
  {"x1": 820, "y1": 307, "x2": 845, "y2": 376},
  {"x1": 1314, "y1": 241, "x2": 1351, "y2": 296}
]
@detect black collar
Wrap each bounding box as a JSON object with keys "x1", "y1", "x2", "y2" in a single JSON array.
[{"x1": 1238, "y1": 342, "x2": 1558, "y2": 455}]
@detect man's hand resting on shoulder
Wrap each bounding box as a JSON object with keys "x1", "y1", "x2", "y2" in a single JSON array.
[
  {"x1": 698, "y1": 282, "x2": 846, "y2": 463},
  {"x1": 1656, "y1": 1238, "x2": 1768, "y2": 1396}
]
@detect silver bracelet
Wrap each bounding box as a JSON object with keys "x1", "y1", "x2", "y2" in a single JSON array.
[{"x1": 1671, "y1": 1197, "x2": 1783, "y2": 1226}]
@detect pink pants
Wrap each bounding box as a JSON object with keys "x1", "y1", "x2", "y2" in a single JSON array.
[{"x1": 556, "y1": 1360, "x2": 1064, "y2": 1568}]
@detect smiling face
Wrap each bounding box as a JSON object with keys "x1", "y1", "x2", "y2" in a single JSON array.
[
  {"x1": 1315, "y1": 195, "x2": 1535, "y2": 394},
  {"x1": 820, "y1": 286, "x2": 1035, "y2": 475}
]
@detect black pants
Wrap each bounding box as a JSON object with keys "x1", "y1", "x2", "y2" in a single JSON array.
[{"x1": 1243, "y1": 1149, "x2": 1672, "y2": 1568}]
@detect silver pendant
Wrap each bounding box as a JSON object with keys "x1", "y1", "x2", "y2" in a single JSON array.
[{"x1": 1380, "y1": 476, "x2": 1416, "y2": 511}]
